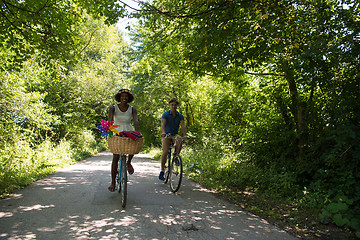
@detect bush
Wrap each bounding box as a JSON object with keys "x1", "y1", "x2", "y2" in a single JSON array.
[{"x1": 0, "y1": 131, "x2": 106, "y2": 198}]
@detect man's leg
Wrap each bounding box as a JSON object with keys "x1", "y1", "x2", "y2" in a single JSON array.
[
  {"x1": 175, "y1": 137, "x2": 183, "y2": 155},
  {"x1": 159, "y1": 137, "x2": 171, "y2": 180},
  {"x1": 161, "y1": 137, "x2": 171, "y2": 170}
]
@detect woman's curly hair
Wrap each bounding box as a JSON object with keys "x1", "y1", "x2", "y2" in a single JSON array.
[{"x1": 115, "y1": 89, "x2": 134, "y2": 103}]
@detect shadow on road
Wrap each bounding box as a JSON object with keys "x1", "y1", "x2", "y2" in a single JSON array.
[{"x1": 0, "y1": 150, "x2": 297, "y2": 240}]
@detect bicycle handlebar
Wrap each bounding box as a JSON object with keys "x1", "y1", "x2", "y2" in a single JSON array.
[{"x1": 164, "y1": 134, "x2": 186, "y2": 139}]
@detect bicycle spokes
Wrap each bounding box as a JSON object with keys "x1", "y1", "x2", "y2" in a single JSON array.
[{"x1": 170, "y1": 155, "x2": 183, "y2": 193}]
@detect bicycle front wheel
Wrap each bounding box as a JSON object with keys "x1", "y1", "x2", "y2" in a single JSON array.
[
  {"x1": 164, "y1": 151, "x2": 171, "y2": 184},
  {"x1": 170, "y1": 154, "x2": 183, "y2": 193},
  {"x1": 120, "y1": 156, "x2": 127, "y2": 208}
]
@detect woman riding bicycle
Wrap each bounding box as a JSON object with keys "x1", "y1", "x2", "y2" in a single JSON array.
[{"x1": 108, "y1": 89, "x2": 139, "y2": 192}]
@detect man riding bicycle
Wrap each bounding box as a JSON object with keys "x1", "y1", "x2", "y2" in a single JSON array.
[{"x1": 158, "y1": 98, "x2": 187, "y2": 181}]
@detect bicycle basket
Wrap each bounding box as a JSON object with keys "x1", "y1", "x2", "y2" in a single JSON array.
[{"x1": 108, "y1": 136, "x2": 143, "y2": 154}]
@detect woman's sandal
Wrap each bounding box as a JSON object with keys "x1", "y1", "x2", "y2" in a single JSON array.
[
  {"x1": 127, "y1": 163, "x2": 134, "y2": 175},
  {"x1": 108, "y1": 185, "x2": 115, "y2": 192}
]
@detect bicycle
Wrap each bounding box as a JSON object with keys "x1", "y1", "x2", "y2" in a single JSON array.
[
  {"x1": 108, "y1": 134, "x2": 143, "y2": 209},
  {"x1": 163, "y1": 134, "x2": 184, "y2": 193},
  {"x1": 116, "y1": 155, "x2": 127, "y2": 208}
]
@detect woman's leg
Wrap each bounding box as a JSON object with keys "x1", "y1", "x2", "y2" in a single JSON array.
[
  {"x1": 127, "y1": 155, "x2": 134, "y2": 174},
  {"x1": 127, "y1": 154, "x2": 134, "y2": 163},
  {"x1": 109, "y1": 154, "x2": 120, "y2": 191}
]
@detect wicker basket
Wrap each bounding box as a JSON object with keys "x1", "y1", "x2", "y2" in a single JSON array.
[{"x1": 108, "y1": 136, "x2": 143, "y2": 154}]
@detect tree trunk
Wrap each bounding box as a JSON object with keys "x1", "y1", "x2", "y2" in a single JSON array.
[
  {"x1": 283, "y1": 67, "x2": 306, "y2": 157},
  {"x1": 185, "y1": 100, "x2": 194, "y2": 127}
]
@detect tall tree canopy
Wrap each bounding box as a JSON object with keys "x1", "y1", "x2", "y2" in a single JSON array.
[
  {"x1": 132, "y1": 0, "x2": 359, "y2": 167},
  {"x1": 134, "y1": 0, "x2": 359, "y2": 154},
  {"x1": 0, "y1": 0, "x2": 126, "y2": 69}
]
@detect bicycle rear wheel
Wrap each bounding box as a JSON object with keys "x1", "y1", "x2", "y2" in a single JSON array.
[
  {"x1": 119, "y1": 156, "x2": 127, "y2": 208},
  {"x1": 170, "y1": 154, "x2": 183, "y2": 193}
]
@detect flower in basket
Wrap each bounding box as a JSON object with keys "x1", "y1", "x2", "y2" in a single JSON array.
[
  {"x1": 97, "y1": 119, "x2": 120, "y2": 137},
  {"x1": 109, "y1": 125, "x2": 120, "y2": 135}
]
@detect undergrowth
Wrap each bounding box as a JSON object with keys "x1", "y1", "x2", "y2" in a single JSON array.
[
  {"x1": 180, "y1": 147, "x2": 359, "y2": 239},
  {"x1": 0, "y1": 130, "x2": 107, "y2": 198}
]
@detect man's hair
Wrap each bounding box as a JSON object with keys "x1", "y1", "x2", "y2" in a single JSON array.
[{"x1": 169, "y1": 98, "x2": 179, "y2": 105}]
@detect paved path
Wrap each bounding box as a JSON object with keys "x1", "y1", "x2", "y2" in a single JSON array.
[{"x1": 0, "y1": 150, "x2": 297, "y2": 239}]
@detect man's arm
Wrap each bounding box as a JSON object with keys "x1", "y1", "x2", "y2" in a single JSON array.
[
  {"x1": 180, "y1": 120, "x2": 187, "y2": 138},
  {"x1": 161, "y1": 118, "x2": 167, "y2": 137}
]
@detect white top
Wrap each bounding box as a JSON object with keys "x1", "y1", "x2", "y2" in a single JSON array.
[{"x1": 113, "y1": 105, "x2": 134, "y2": 132}]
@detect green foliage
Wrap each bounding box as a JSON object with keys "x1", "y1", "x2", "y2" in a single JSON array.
[
  {"x1": 132, "y1": 1, "x2": 359, "y2": 236},
  {"x1": 0, "y1": 0, "x2": 127, "y2": 69},
  {"x1": 1, "y1": 0, "x2": 359, "y2": 237},
  {"x1": 0, "y1": 10, "x2": 126, "y2": 197},
  {"x1": 0, "y1": 132, "x2": 106, "y2": 198},
  {"x1": 319, "y1": 194, "x2": 360, "y2": 235}
]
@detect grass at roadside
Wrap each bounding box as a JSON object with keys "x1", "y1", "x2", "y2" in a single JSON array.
[
  {"x1": 189, "y1": 175, "x2": 357, "y2": 240},
  {"x1": 143, "y1": 147, "x2": 357, "y2": 240},
  {"x1": 0, "y1": 134, "x2": 107, "y2": 198},
  {"x1": 142, "y1": 146, "x2": 162, "y2": 160}
]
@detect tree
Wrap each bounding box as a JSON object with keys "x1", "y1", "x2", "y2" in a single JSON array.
[
  {"x1": 0, "y1": 0, "x2": 127, "y2": 69},
  {"x1": 131, "y1": 1, "x2": 360, "y2": 233},
  {"x1": 135, "y1": 0, "x2": 360, "y2": 158}
]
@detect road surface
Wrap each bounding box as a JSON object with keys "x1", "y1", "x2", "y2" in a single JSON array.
[{"x1": 0, "y1": 150, "x2": 297, "y2": 239}]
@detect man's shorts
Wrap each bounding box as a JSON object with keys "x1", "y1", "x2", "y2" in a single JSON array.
[{"x1": 161, "y1": 134, "x2": 180, "y2": 152}]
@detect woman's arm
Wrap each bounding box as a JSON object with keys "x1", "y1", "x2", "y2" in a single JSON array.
[
  {"x1": 108, "y1": 105, "x2": 115, "y2": 122},
  {"x1": 132, "y1": 106, "x2": 140, "y2": 132}
]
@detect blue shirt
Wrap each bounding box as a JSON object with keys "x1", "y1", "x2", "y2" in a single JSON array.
[{"x1": 161, "y1": 110, "x2": 184, "y2": 135}]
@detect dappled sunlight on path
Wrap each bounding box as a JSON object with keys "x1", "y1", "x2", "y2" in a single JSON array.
[{"x1": 0, "y1": 150, "x2": 297, "y2": 239}]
